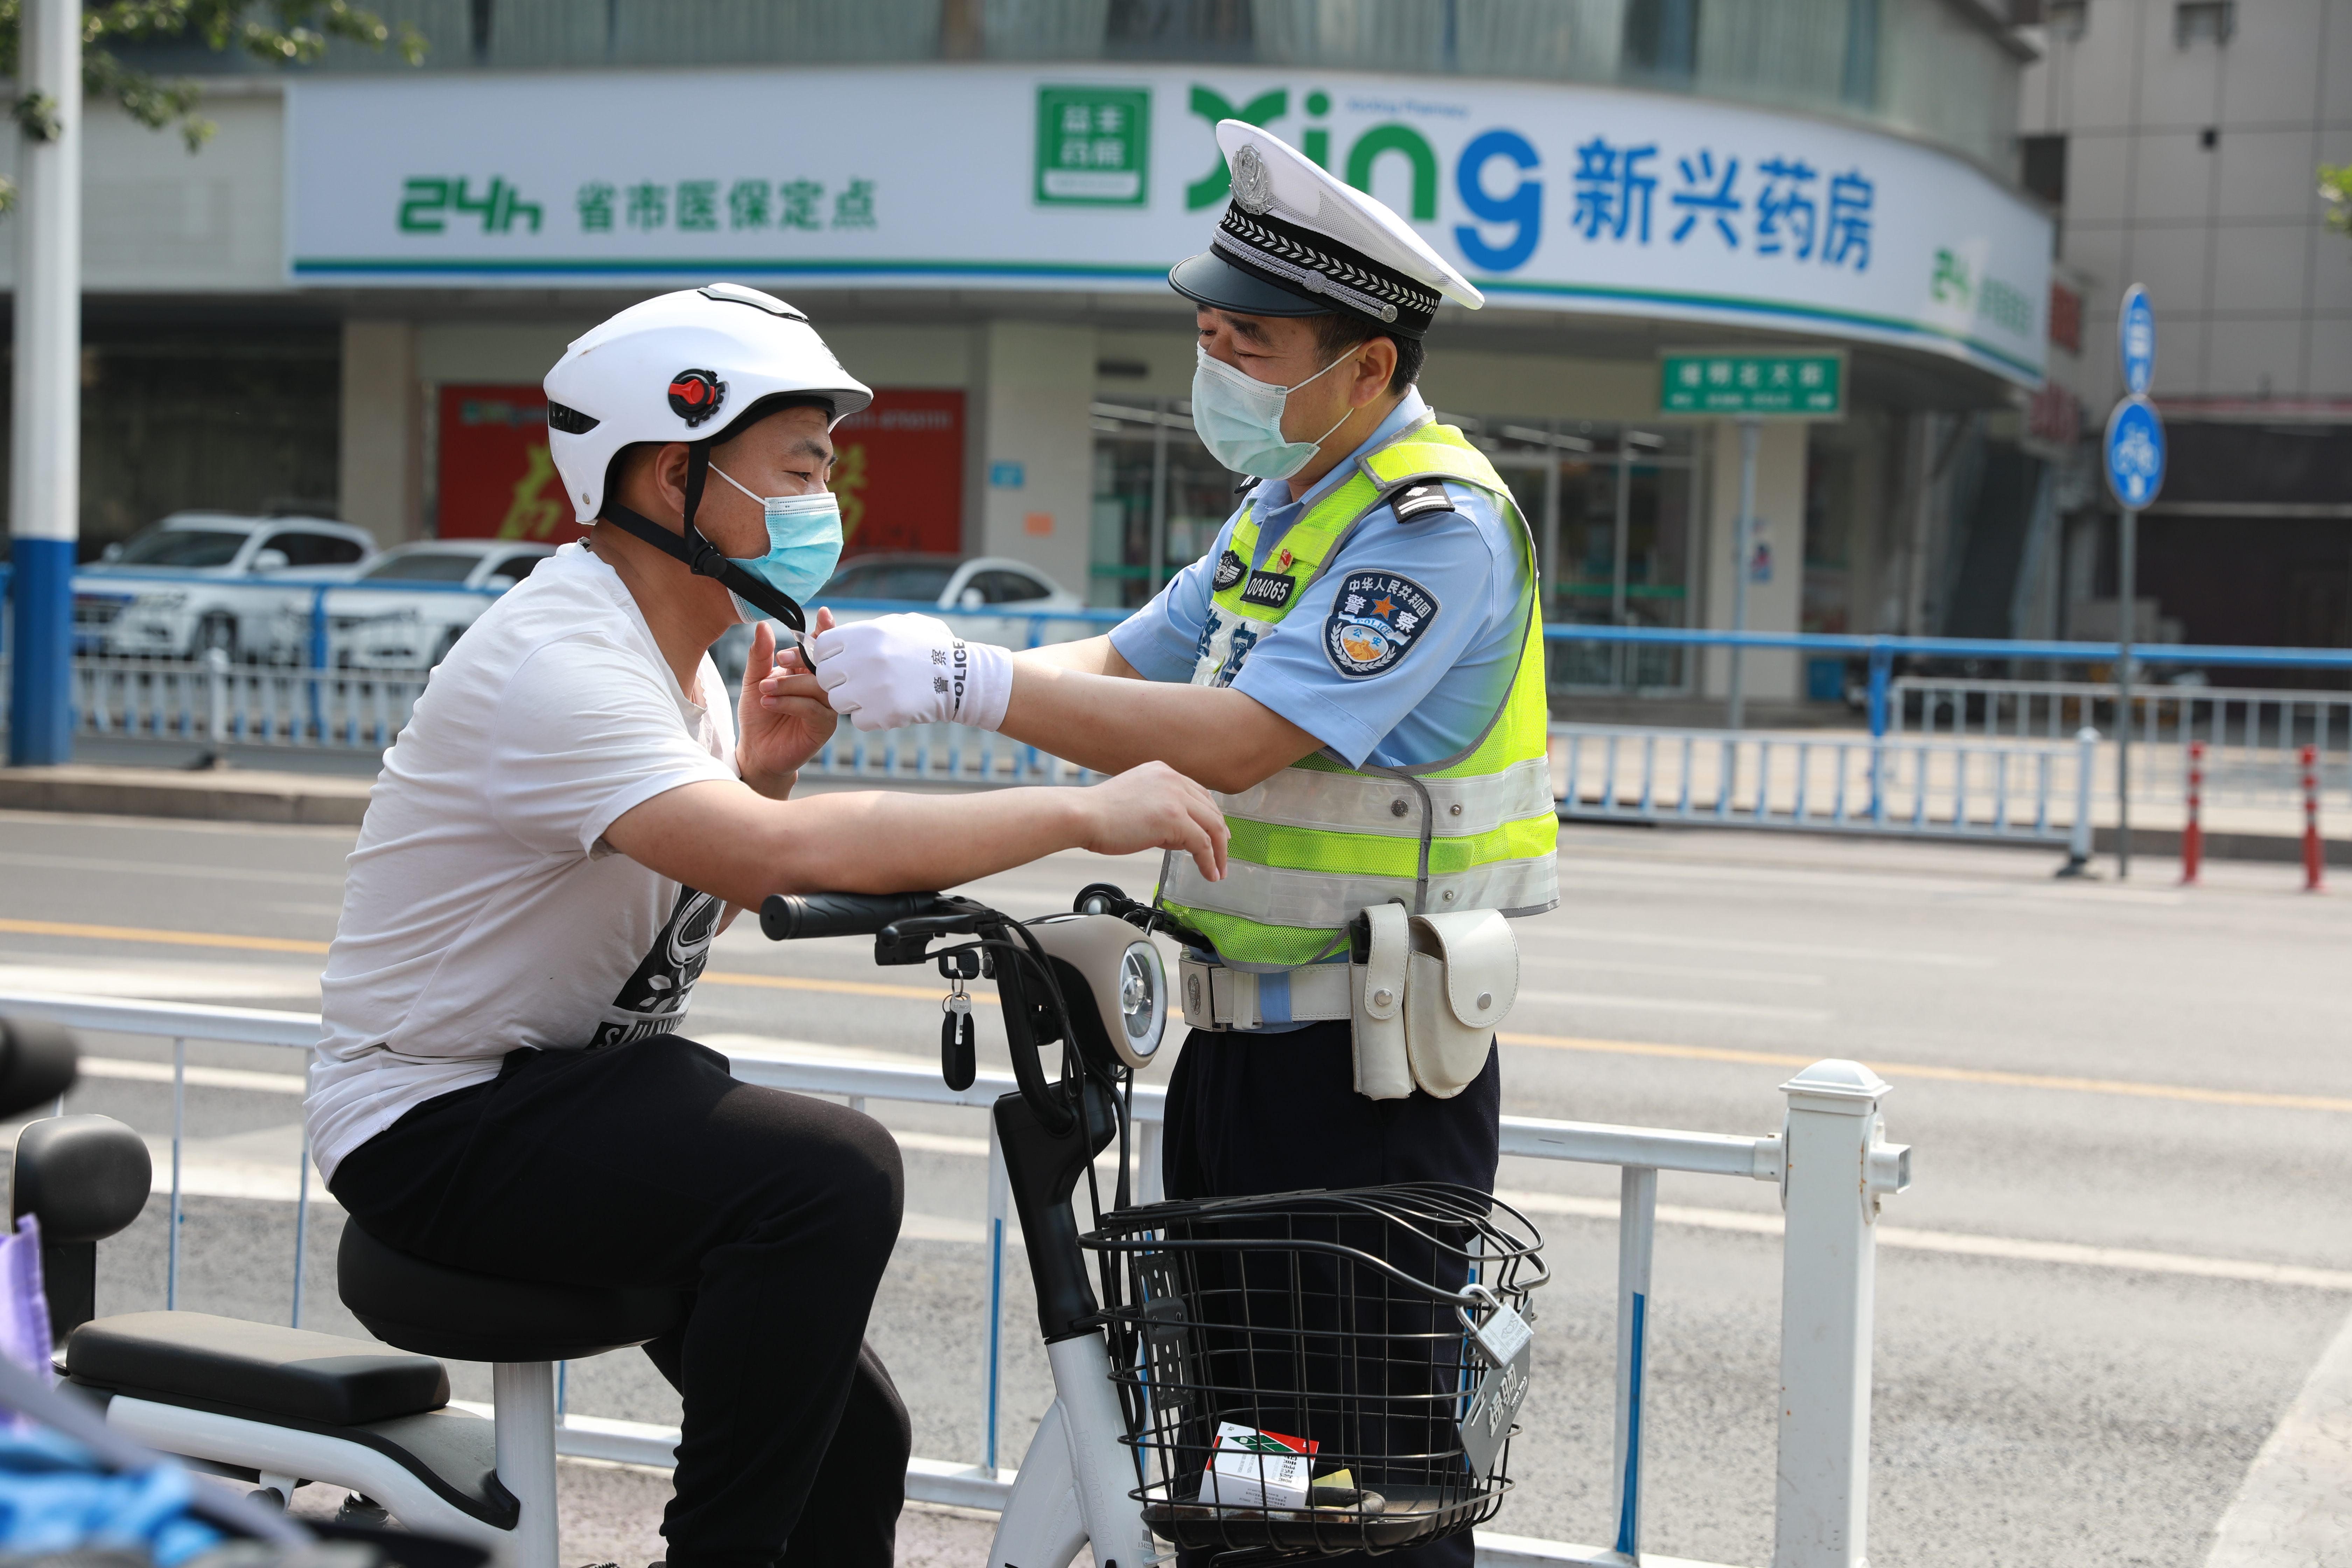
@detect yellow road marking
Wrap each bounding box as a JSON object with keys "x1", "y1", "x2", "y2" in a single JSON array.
[
  {"x1": 0, "y1": 918, "x2": 331, "y2": 955},
  {"x1": 701, "y1": 971, "x2": 999, "y2": 1005},
  {"x1": 8, "y1": 917, "x2": 2340, "y2": 1112},
  {"x1": 1498, "y1": 1030, "x2": 2352, "y2": 1114}
]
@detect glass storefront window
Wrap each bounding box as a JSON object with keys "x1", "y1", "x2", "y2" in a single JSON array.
[
  {"x1": 1482, "y1": 420, "x2": 1700, "y2": 694},
  {"x1": 1091, "y1": 407, "x2": 1702, "y2": 694},
  {"x1": 1091, "y1": 399, "x2": 1239, "y2": 610}
]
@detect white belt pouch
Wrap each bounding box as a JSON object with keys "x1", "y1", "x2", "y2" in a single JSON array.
[{"x1": 1349, "y1": 904, "x2": 1519, "y2": 1101}]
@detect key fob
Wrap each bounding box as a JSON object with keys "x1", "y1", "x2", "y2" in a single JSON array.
[{"x1": 941, "y1": 1003, "x2": 975, "y2": 1091}]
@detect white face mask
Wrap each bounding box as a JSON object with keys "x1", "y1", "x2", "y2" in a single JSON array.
[{"x1": 1190, "y1": 345, "x2": 1356, "y2": 479}]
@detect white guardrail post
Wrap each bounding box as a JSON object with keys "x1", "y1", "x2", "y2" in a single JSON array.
[
  {"x1": 203, "y1": 647, "x2": 230, "y2": 746},
  {"x1": 2060, "y1": 727, "x2": 2099, "y2": 876},
  {"x1": 1773, "y1": 1060, "x2": 1911, "y2": 1568}
]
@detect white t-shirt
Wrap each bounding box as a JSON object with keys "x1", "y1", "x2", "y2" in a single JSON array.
[{"x1": 307, "y1": 542, "x2": 740, "y2": 1184}]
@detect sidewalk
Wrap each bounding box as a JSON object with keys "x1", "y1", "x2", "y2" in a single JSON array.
[{"x1": 0, "y1": 763, "x2": 375, "y2": 826}]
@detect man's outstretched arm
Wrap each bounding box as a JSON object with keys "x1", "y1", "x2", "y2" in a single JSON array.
[
  {"x1": 603, "y1": 760, "x2": 1229, "y2": 909},
  {"x1": 777, "y1": 629, "x2": 1323, "y2": 794}
]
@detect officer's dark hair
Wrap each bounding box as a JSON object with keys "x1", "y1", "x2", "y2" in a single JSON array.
[{"x1": 1309, "y1": 314, "x2": 1425, "y2": 398}]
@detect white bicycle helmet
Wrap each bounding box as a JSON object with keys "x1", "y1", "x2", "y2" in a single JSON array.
[{"x1": 543, "y1": 283, "x2": 872, "y2": 629}]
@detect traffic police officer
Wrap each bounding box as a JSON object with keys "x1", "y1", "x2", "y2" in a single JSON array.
[{"x1": 794, "y1": 125, "x2": 1556, "y2": 1560}]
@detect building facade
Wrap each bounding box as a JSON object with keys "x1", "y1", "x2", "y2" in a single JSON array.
[
  {"x1": 4, "y1": 0, "x2": 2067, "y2": 705},
  {"x1": 2019, "y1": 0, "x2": 2352, "y2": 660}
]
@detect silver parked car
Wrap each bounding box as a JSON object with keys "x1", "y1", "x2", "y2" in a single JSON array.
[
  {"x1": 74, "y1": 513, "x2": 377, "y2": 660},
  {"x1": 296, "y1": 540, "x2": 558, "y2": 669},
  {"x1": 711, "y1": 553, "x2": 1089, "y2": 691}
]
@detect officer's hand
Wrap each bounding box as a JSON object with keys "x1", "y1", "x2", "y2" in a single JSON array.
[
  {"x1": 741, "y1": 609, "x2": 839, "y2": 792},
  {"x1": 1074, "y1": 761, "x2": 1228, "y2": 881},
  {"x1": 811, "y1": 612, "x2": 1014, "y2": 733}
]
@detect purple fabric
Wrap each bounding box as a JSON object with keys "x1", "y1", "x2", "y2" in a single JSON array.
[{"x1": 0, "y1": 1215, "x2": 54, "y2": 1391}]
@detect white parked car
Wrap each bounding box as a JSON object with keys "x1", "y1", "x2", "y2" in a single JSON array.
[
  {"x1": 824, "y1": 553, "x2": 1084, "y2": 620},
  {"x1": 73, "y1": 513, "x2": 377, "y2": 660},
  {"x1": 297, "y1": 540, "x2": 558, "y2": 670},
  {"x1": 711, "y1": 553, "x2": 1090, "y2": 691}
]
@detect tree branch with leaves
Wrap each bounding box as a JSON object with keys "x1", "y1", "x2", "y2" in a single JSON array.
[
  {"x1": 2323, "y1": 162, "x2": 2351, "y2": 238},
  {"x1": 2, "y1": 0, "x2": 426, "y2": 209}
]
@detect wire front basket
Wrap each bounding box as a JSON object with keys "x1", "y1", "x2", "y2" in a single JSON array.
[{"x1": 1084, "y1": 1183, "x2": 1547, "y2": 1560}]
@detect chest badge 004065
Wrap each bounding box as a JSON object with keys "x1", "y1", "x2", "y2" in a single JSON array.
[{"x1": 1323, "y1": 572, "x2": 1439, "y2": 680}]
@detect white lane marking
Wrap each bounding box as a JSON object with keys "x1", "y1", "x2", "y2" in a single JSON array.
[
  {"x1": 0, "y1": 851, "x2": 344, "y2": 887},
  {"x1": 1559, "y1": 856, "x2": 2191, "y2": 908},
  {"x1": 0, "y1": 961, "x2": 321, "y2": 1002},
  {"x1": 79, "y1": 1057, "x2": 308, "y2": 1095},
  {"x1": 1512, "y1": 989, "x2": 1832, "y2": 1023},
  {"x1": 1518, "y1": 923, "x2": 1995, "y2": 969},
  {"x1": 899, "y1": 1131, "x2": 991, "y2": 1158},
  {"x1": 1496, "y1": 1189, "x2": 2352, "y2": 1290},
  {"x1": 2205, "y1": 1303, "x2": 2352, "y2": 1565},
  {"x1": 1534, "y1": 957, "x2": 1828, "y2": 988}
]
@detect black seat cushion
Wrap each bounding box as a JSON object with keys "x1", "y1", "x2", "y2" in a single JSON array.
[
  {"x1": 67, "y1": 1310, "x2": 450, "y2": 1425},
  {"x1": 338, "y1": 1222, "x2": 689, "y2": 1363}
]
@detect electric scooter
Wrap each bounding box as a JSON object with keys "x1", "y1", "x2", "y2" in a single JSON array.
[
  {"x1": 2, "y1": 881, "x2": 1542, "y2": 1568},
  {"x1": 757, "y1": 884, "x2": 1548, "y2": 1567}
]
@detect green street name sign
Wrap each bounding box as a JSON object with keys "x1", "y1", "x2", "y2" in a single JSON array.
[{"x1": 1659, "y1": 351, "x2": 1845, "y2": 418}]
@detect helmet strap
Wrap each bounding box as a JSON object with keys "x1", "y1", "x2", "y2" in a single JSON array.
[{"x1": 596, "y1": 440, "x2": 808, "y2": 632}]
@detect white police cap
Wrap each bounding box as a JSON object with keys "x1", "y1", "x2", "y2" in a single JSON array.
[{"x1": 1169, "y1": 121, "x2": 1484, "y2": 338}]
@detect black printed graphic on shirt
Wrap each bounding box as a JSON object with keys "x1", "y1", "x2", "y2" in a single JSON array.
[{"x1": 593, "y1": 883, "x2": 723, "y2": 1047}]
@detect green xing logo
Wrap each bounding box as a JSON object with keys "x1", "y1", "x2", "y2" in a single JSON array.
[{"x1": 1182, "y1": 86, "x2": 1437, "y2": 219}]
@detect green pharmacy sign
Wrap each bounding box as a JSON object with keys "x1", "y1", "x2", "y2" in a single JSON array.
[
  {"x1": 1035, "y1": 86, "x2": 1150, "y2": 206},
  {"x1": 1659, "y1": 351, "x2": 1845, "y2": 417}
]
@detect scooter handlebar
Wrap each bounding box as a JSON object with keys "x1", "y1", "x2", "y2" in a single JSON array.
[{"x1": 759, "y1": 891, "x2": 947, "y2": 942}]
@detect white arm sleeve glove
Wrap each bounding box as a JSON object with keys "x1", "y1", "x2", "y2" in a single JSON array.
[{"x1": 812, "y1": 612, "x2": 1015, "y2": 733}]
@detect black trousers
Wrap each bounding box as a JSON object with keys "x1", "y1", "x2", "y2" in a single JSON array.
[
  {"x1": 1163, "y1": 1020, "x2": 1501, "y2": 1568},
  {"x1": 329, "y1": 1035, "x2": 911, "y2": 1568}
]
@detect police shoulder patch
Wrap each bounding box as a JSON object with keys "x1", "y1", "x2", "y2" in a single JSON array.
[
  {"x1": 1390, "y1": 481, "x2": 1456, "y2": 524},
  {"x1": 1323, "y1": 572, "x2": 1440, "y2": 680}
]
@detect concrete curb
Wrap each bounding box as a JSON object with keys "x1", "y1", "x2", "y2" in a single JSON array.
[{"x1": 0, "y1": 765, "x2": 373, "y2": 826}]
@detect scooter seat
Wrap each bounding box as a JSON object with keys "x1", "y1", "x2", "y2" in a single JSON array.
[
  {"x1": 338, "y1": 1222, "x2": 688, "y2": 1363},
  {"x1": 66, "y1": 1310, "x2": 450, "y2": 1425}
]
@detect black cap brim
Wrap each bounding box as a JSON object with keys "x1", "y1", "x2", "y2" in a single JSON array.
[{"x1": 1168, "y1": 249, "x2": 1327, "y2": 319}]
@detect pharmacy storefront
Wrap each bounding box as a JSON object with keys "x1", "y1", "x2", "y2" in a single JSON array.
[{"x1": 281, "y1": 61, "x2": 2051, "y2": 701}]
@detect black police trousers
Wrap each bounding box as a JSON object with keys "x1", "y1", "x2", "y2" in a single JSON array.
[
  {"x1": 328, "y1": 1034, "x2": 910, "y2": 1568},
  {"x1": 1162, "y1": 1018, "x2": 1503, "y2": 1568}
]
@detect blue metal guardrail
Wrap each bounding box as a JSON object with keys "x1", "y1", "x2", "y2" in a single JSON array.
[{"x1": 9, "y1": 564, "x2": 2352, "y2": 746}]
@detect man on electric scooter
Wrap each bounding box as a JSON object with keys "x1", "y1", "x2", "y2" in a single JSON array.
[
  {"x1": 305, "y1": 284, "x2": 1227, "y2": 1568},
  {"x1": 794, "y1": 129, "x2": 1555, "y2": 1566}
]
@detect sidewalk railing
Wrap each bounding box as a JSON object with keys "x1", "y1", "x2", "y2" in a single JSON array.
[
  {"x1": 1554, "y1": 722, "x2": 2099, "y2": 856},
  {"x1": 1888, "y1": 676, "x2": 2352, "y2": 808},
  {"x1": 65, "y1": 650, "x2": 429, "y2": 753},
  {"x1": 0, "y1": 988, "x2": 1911, "y2": 1568}
]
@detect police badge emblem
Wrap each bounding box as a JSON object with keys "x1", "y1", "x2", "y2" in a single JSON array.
[
  {"x1": 1324, "y1": 572, "x2": 1439, "y2": 680},
  {"x1": 1230, "y1": 144, "x2": 1274, "y2": 215}
]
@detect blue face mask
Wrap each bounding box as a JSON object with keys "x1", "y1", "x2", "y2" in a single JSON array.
[
  {"x1": 1190, "y1": 344, "x2": 1355, "y2": 479},
  {"x1": 710, "y1": 465, "x2": 844, "y2": 626}
]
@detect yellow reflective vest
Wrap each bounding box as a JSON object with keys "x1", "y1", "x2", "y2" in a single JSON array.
[{"x1": 1159, "y1": 419, "x2": 1559, "y2": 968}]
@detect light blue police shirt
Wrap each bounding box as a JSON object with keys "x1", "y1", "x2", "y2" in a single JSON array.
[
  {"x1": 1109, "y1": 393, "x2": 1537, "y2": 1028},
  {"x1": 1110, "y1": 391, "x2": 1532, "y2": 772}
]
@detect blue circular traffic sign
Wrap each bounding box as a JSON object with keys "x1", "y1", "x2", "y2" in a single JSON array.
[
  {"x1": 2119, "y1": 285, "x2": 2155, "y2": 397},
  {"x1": 2104, "y1": 395, "x2": 2166, "y2": 510}
]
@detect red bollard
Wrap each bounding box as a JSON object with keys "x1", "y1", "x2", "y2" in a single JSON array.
[
  {"x1": 2302, "y1": 743, "x2": 2326, "y2": 894},
  {"x1": 2181, "y1": 740, "x2": 2204, "y2": 887}
]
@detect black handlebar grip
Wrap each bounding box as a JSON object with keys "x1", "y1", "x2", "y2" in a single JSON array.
[{"x1": 760, "y1": 891, "x2": 946, "y2": 941}]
